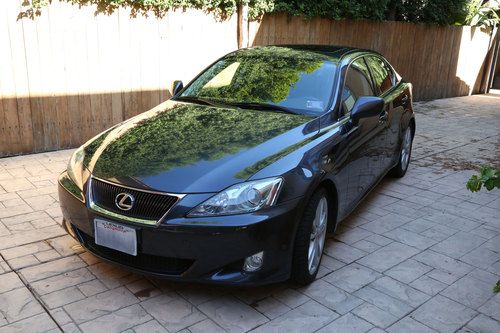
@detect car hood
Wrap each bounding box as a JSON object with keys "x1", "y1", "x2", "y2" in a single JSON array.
[{"x1": 82, "y1": 100, "x2": 318, "y2": 193}]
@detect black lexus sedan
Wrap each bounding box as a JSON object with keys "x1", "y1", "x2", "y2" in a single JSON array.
[{"x1": 59, "y1": 45, "x2": 415, "y2": 285}]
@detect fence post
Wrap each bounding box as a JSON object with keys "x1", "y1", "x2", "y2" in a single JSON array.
[{"x1": 238, "y1": 3, "x2": 249, "y2": 48}]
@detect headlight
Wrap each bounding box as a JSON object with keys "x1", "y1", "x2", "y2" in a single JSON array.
[
  {"x1": 188, "y1": 177, "x2": 283, "y2": 216},
  {"x1": 67, "y1": 147, "x2": 85, "y2": 189}
]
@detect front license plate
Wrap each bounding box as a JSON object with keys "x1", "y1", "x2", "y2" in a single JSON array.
[{"x1": 94, "y1": 219, "x2": 137, "y2": 256}]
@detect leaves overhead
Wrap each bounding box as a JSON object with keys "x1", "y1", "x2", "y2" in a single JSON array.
[{"x1": 21, "y1": 0, "x2": 499, "y2": 26}]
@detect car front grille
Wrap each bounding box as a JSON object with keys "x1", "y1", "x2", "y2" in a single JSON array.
[
  {"x1": 90, "y1": 178, "x2": 180, "y2": 221},
  {"x1": 76, "y1": 228, "x2": 194, "y2": 275}
]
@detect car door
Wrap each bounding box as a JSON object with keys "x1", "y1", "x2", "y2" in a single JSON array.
[
  {"x1": 340, "y1": 57, "x2": 387, "y2": 209},
  {"x1": 365, "y1": 55, "x2": 401, "y2": 170}
]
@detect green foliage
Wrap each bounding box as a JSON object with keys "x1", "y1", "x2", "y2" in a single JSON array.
[
  {"x1": 22, "y1": 0, "x2": 493, "y2": 26},
  {"x1": 494, "y1": 280, "x2": 500, "y2": 293},
  {"x1": 465, "y1": 0, "x2": 500, "y2": 27},
  {"x1": 466, "y1": 165, "x2": 500, "y2": 192}
]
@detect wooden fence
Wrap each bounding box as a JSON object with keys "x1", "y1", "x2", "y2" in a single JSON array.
[
  {"x1": 0, "y1": 2, "x2": 496, "y2": 157},
  {"x1": 0, "y1": 0, "x2": 238, "y2": 157},
  {"x1": 249, "y1": 14, "x2": 496, "y2": 101}
]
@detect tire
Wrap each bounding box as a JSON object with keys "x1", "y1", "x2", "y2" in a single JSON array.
[
  {"x1": 390, "y1": 125, "x2": 413, "y2": 178},
  {"x1": 291, "y1": 188, "x2": 329, "y2": 285}
]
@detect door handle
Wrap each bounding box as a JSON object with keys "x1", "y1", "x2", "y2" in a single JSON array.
[{"x1": 379, "y1": 111, "x2": 388, "y2": 122}]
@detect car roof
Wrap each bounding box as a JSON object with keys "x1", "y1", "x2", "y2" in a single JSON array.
[{"x1": 241, "y1": 45, "x2": 381, "y2": 63}]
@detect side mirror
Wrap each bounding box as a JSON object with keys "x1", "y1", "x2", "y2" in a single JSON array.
[
  {"x1": 351, "y1": 96, "x2": 384, "y2": 122},
  {"x1": 172, "y1": 80, "x2": 184, "y2": 97}
]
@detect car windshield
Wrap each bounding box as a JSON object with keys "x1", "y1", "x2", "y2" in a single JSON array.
[{"x1": 178, "y1": 47, "x2": 337, "y2": 115}]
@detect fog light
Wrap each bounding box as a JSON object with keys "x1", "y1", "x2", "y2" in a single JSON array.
[{"x1": 243, "y1": 251, "x2": 264, "y2": 272}]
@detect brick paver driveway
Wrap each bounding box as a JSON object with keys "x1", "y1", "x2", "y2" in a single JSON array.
[{"x1": 1, "y1": 94, "x2": 499, "y2": 333}]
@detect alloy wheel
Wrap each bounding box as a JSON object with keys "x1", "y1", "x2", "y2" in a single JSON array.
[
  {"x1": 400, "y1": 127, "x2": 412, "y2": 170},
  {"x1": 308, "y1": 197, "x2": 328, "y2": 274}
]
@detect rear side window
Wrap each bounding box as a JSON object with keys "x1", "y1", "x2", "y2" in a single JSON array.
[
  {"x1": 342, "y1": 58, "x2": 375, "y2": 114},
  {"x1": 366, "y1": 56, "x2": 395, "y2": 95}
]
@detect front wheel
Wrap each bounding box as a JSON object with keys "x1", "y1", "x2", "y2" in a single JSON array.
[
  {"x1": 291, "y1": 189, "x2": 329, "y2": 285},
  {"x1": 390, "y1": 126, "x2": 413, "y2": 178}
]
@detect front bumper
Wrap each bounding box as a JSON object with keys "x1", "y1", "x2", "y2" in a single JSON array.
[{"x1": 58, "y1": 172, "x2": 303, "y2": 285}]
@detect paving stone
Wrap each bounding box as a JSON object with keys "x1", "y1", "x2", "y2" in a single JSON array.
[
  {"x1": 324, "y1": 241, "x2": 368, "y2": 264},
  {"x1": 189, "y1": 318, "x2": 226, "y2": 333},
  {"x1": 0, "y1": 313, "x2": 58, "y2": 333},
  {"x1": 413, "y1": 250, "x2": 473, "y2": 277},
  {"x1": 0, "y1": 287, "x2": 45, "y2": 323},
  {"x1": 385, "y1": 259, "x2": 433, "y2": 284},
  {"x1": 387, "y1": 316, "x2": 437, "y2": 333},
  {"x1": 79, "y1": 304, "x2": 152, "y2": 333},
  {"x1": 426, "y1": 268, "x2": 461, "y2": 285},
  {"x1": 133, "y1": 320, "x2": 169, "y2": 333},
  {"x1": 316, "y1": 313, "x2": 372, "y2": 333},
  {"x1": 125, "y1": 279, "x2": 161, "y2": 301},
  {"x1": 383, "y1": 228, "x2": 437, "y2": 250},
  {"x1": 335, "y1": 227, "x2": 374, "y2": 245},
  {"x1": 461, "y1": 246, "x2": 500, "y2": 271},
  {"x1": 430, "y1": 232, "x2": 486, "y2": 259},
  {"x1": 370, "y1": 276, "x2": 430, "y2": 308},
  {"x1": 87, "y1": 262, "x2": 138, "y2": 289},
  {"x1": 300, "y1": 279, "x2": 363, "y2": 315},
  {"x1": 360, "y1": 213, "x2": 411, "y2": 234},
  {"x1": 467, "y1": 268, "x2": 499, "y2": 286},
  {"x1": 440, "y1": 276, "x2": 494, "y2": 309},
  {"x1": 41, "y1": 286, "x2": 86, "y2": 309},
  {"x1": 357, "y1": 242, "x2": 420, "y2": 272},
  {"x1": 0, "y1": 240, "x2": 51, "y2": 260},
  {"x1": 251, "y1": 300, "x2": 338, "y2": 333},
  {"x1": 64, "y1": 287, "x2": 138, "y2": 324},
  {"x1": 77, "y1": 279, "x2": 108, "y2": 297},
  {"x1": 272, "y1": 288, "x2": 310, "y2": 308},
  {"x1": 7, "y1": 254, "x2": 39, "y2": 270},
  {"x1": 410, "y1": 295, "x2": 477, "y2": 333},
  {"x1": 466, "y1": 314, "x2": 500, "y2": 333},
  {"x1": 251, "y1": 296, "x2": 290, "y2": 319},
  {"x1": 47, "y1": 235, "x2": 82, "y2": 256},
  {"x1": 60, "y1": 323, "x2": 81, "y2": 333},
  {"x1": 364, "y1": 234, "x2": 393, "y2": 246},
  {"x1": 0, "y1": 272, "x2": 24, "y2": 294},
  {"x1": 197, "y1": 296, "x2": 266, "y2": 333},
  {"x1": 0, "y1": 211, "x2": 52, "y2": 227},
  {"x1": 410, "y1": 275, "x2": 448, "y2": 296},
  {"x1": 352, "y1": 302, "x2": 399, "y2": 328},
  {"x1": 35, "y1": 249, "x2": 61, "y2": 262},
  {"x1": 354, "y1": 286, "x2": 412, "y2": 318},
  {"x1": 0, "y1": 225, "x2": 65, "y2": 250},
  {"x1": 49, "y1": 307, "x2": 73, "y2": 326},
  {"x1": 351, "y1": 239, "x2": 382, "y2": 253},
  {"x1": 20, "y1": 255, "x2": 86, "y2": 282},
  {"x1": 142, "y1": 293, "x2": 206, "y2": 332},
  {"x1": 478, "y1": 294, "x2": 500, "y2": 321},
  {"x1": 323, "y1": 262, "x2": 381, "y2": 292}
]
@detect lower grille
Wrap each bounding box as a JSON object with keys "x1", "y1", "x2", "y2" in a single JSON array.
[
  {"x1": 77, "y1": 229, "x2": 193, "y2": 275},
  {"x1": 90, "y1": 178, "x2": 180, "y2": 221}
]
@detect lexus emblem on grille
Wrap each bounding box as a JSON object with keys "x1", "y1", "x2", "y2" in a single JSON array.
[{"x1": 115, "y1": 193, "x2": 135, "y2": 211}]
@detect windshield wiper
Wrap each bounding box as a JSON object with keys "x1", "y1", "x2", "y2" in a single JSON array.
[
  {"x1": 173, "y1": 96, "x2": 221, "y2": 107},
  {"x1": 228, "y1": 102, "x2": 299, "y2": 115}
]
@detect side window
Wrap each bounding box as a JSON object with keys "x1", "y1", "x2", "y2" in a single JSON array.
[
  {"x1": 342, "y1": 58, "x2": 375, "y2": 115},
  {"x1": 366, "y1": 56, "x2": 395, "y2": 95}
]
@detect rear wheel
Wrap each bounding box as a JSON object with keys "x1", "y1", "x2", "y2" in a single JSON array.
[
  {"x1": 390, "y1": 126, "x2": 413, "y2": 178},
  {"x1": 292, "y1": 189, "x2": 329, "y2": 285}
]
